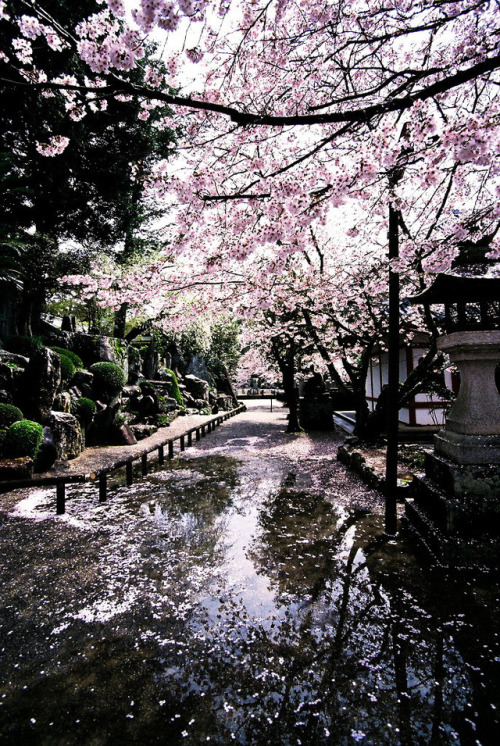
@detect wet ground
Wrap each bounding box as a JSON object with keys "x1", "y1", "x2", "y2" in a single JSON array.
[{"x1": 0, "y1": 402, "x2": 499, "y2": 745}]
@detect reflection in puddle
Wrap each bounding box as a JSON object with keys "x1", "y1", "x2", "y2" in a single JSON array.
[{"x1": 1, "y1": 453, "x2": 499, "y2": 745}]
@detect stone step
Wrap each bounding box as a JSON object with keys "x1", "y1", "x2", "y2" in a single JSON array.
[
  {"x1": 412, "y1": 474, "x2": 500, "y2": 537},
  {"x1": 404, "y1": 499, "x2": 500, "y2": 568},
  {"x1": 424, "y1": 451, "x2": 500, "y2": 499},
  {"x1": 404, "y1": 499, "x2": 444, "y2": 563}
]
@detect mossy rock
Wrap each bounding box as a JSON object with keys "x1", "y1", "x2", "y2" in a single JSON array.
[
  {"x1": 3, "y1": 420, "x2": 44, "y2": 461},
  {"x1": 0, "y1": 403, "x2": 23, "y2": 429},
  {"x1": 72, "y1": 397, "x2": 97, "y2": 429},
  {"x1": 90, "y1": 362, "x2": 126, "y2": 401},
  {"x1": 142, "y1": 369, "x2": 184, "y2": 406},
  {"x1": 49, "y1": 347, "x2": 84, "y2": 369}
]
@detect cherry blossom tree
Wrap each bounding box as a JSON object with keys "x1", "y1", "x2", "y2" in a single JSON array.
[{"x1": 3, "y1": 1, "x2": 500, "y2": 530}]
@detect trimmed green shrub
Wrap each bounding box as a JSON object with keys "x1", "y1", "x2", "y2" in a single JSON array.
[
  {"x1": 49, "y1": 347, "x2": 84, "y2": 369},
  {"x1": 56, "y1": 353, "x2": 76, "y2": 383},
  {"x1": 90, "y1": 362, "x2": 126, "y2": 399},
  {"x1": 73, "y1": 397, "x2": 97, "y2": 429},
  {"x1": 4, "y1": 420, "x2": 43, "y2": 460},
  {"x1": 0, "y1": 403, "x2": 23, "y2": 429},
  {"x1": 3, "y1": 335, "x2": 43, "y2": 358}
]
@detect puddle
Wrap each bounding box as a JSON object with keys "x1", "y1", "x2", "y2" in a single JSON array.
[{"x1": 1, "y1": 447, "x2": 499, "y2": 745}]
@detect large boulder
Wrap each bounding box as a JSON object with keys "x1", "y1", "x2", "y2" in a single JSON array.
[
  {"x1": 0, "y1": 351, "x2": 29, "y2": 368},
  {"x1": 184, "y1": 374, "x2": 210, "y2": 401},
  {"x1": 113, "y1": 423, "x2": 137, "y2": 446},
  {"x1": 53, "y1": 392, "x2": 72, "y2": 413},
  {"x1": 49, "y1": 412, "x2": 84, "y2": 460},
  {"x1": 165, "y1": 343, "x2": 185, "y2": 375},
  {"x1": 71, "y1": 370, "x2": 94, "y2": 398},
  {"x1": 22, "y1": 348, "x2": 61, "y2": 423},
  {"x1": 216, "y1": 394, "x2": 234, "y2": 411},
  {"x1": 157, "y1": 396, "x2": 178, "y2": 413},
  {"x1": 142, "y1": 340, "x2": 159, "y2": 380},
  {"x1": 130, "y1": 424, "x2": 158, "y2": 440},
  {"x1": 63, "y1": 333, "x2": 128, "y2": 375},
  {"x1": 186, "y1": 354, "x2": 211, "y2": 383},
  {"x1": 86, "y1": 396, "x2": 121, "y2": 445}
]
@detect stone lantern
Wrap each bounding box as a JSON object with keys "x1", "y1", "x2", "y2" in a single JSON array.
[{"x1": 405, "y1": 245, "x2": 500, "y2": 566}]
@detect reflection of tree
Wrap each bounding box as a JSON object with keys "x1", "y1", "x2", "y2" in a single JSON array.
[
  {"x1": 143, "y1": 455, "x2": 239, "y2": 549},
  {"x1": 152, "y1": 491, "x2": 497, "y2": 746},
  {"x1": 132, "y1": 455, "x2": 241, "y2": 609},
  {"x1": 247, "y1": 480, "x2": 365, "y2": 603}
]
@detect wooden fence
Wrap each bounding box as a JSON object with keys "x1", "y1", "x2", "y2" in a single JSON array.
[{"x1": 0, "y1": 405, "x2": 246, "y2": 515}]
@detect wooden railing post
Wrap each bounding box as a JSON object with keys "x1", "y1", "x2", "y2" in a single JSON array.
[
  {"x1": 99, "y1": 473, "x2": 107, "y2": 502},
  {"x1": 56, "y1": 482, "x2": 66, "y2": 515},
  {"x1": 126, "y1": 461, "x2": 133, "y2": 486}
]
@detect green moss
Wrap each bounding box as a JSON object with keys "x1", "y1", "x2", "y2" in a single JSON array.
[
  {"x1": 90, "y1": 362, "x2": 126, "y2": 399},
  {"x1": 165, "y1": 368, "x2": 184, "y2": 406},
  {"x1": 49, "y1": 347, "x2": 84, "y2": 369},
  {"x1": 0, "y1": 403, "x2": 23, "y2": 429},
  {"x1": 56, "y1": 353, "x2": 76, "y2": 383},
  {"x1": 4, "y1": 420, "x2": 43, "y2": 460},
  {"x1": 72, "y1": 397, "x2": 97, "y2": 429}
]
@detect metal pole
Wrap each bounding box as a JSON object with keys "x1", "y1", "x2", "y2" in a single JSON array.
[{"x1": 385, "y1": 202, "x2": 400, "y2": 536}]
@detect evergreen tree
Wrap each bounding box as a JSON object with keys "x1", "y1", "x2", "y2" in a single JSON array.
[{"x1": 0, "y1": 0, "x2": 176, "y2": 334}]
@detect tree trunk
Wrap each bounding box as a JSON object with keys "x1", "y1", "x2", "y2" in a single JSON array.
[
  {"x1": 271, "y1": 336, "x2": 303, "y2": 433},
  {"x1": 283, "y1": 347, "x2": 301, "y2": 433},
  {"x1": 113, "y1": 302, "x2": 129, "y2": 339}
]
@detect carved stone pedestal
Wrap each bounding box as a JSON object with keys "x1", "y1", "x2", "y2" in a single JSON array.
[{"x1": 405, "y1": 330, "x2": 500, "y2": 567}]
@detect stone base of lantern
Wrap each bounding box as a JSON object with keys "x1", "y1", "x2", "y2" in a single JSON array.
[
  {"x1": 435, "y1": 429, "x2": 500, "y2": 465},
  {"x1": 404, "y1": 452, "x2": 500, "y2": 568}
]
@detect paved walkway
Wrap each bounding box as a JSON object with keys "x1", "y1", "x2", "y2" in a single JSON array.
[{"x1": 0, "y1": 401, "x2": 397, "y2": 745}]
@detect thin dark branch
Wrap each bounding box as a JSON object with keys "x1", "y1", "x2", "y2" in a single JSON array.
[{"x1": 2, "y1": 54, "x2": 500, "y2": 127}]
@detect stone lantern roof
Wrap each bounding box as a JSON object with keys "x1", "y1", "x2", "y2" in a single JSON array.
[{"x1": 411, "y1": 243, "x2": 500, "y2": 333}]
